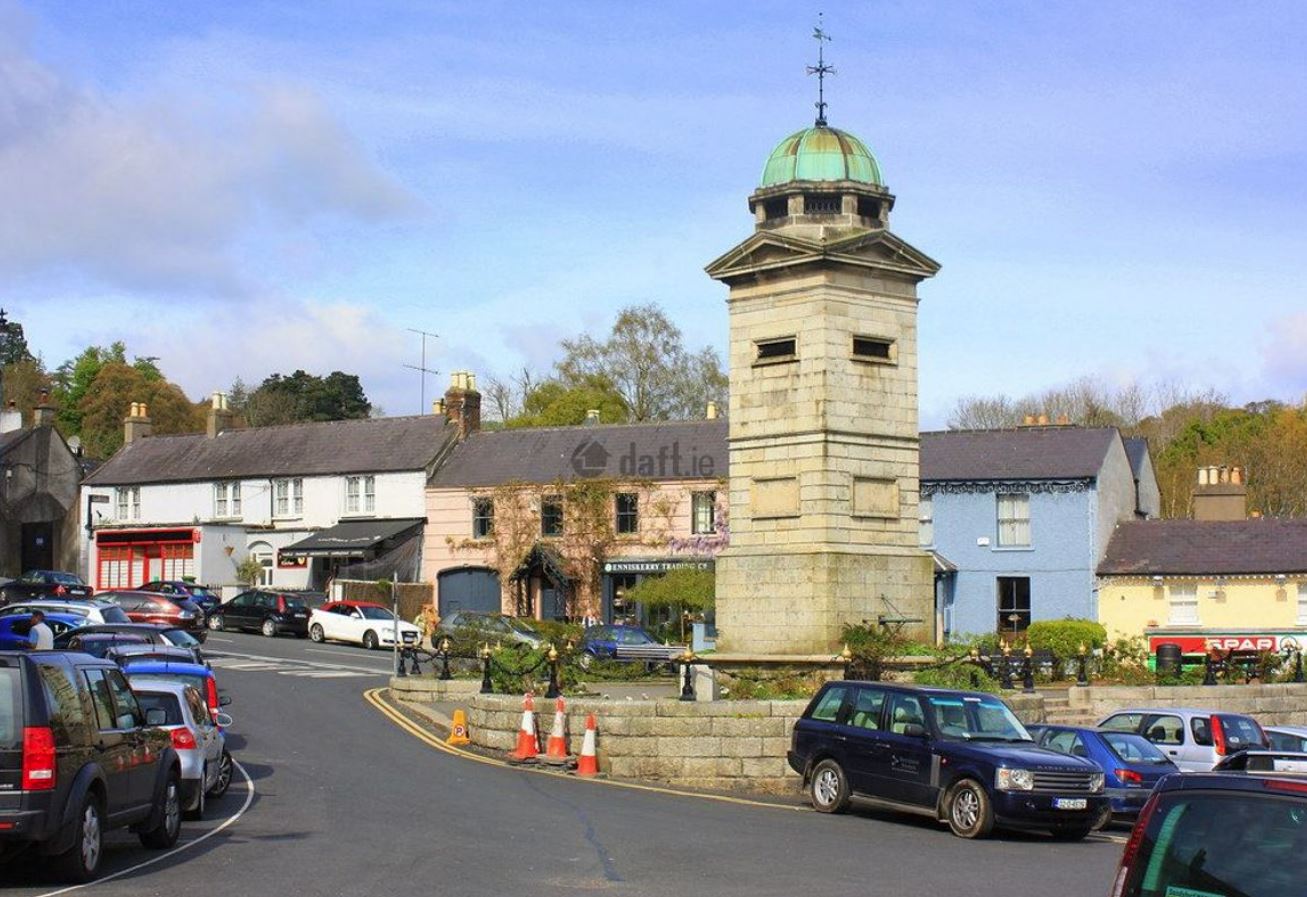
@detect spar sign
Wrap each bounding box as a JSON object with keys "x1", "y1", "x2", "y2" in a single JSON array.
[{"x1": 1148, "y1": 634, "x2": 1304, "y2": 654}]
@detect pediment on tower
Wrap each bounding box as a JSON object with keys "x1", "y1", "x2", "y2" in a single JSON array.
[{"x1": 705, "y1": 228, "x2": 940, "y2": 283}]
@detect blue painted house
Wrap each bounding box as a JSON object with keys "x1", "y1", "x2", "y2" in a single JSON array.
[{"x1": 920, "y1": 426, "x2": 1159, "y2": 640}]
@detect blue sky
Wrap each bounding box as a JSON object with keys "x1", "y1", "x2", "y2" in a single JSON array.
[{"x1": 3, "y1": 0, "x2": 1305, "y2": 426}]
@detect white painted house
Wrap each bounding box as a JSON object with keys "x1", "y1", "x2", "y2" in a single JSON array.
[{"x1": 80, "y1": 397, "x2": 456, "y2": 593}]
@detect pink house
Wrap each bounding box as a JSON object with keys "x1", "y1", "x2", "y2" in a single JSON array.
[{"x1": 423, "y1": 416, "x2": 728, "y2": 622}]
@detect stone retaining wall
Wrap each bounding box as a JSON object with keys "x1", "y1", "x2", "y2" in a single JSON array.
[{"x1": 1067, "y1": 683, "x2": 1307, "y2": 724}]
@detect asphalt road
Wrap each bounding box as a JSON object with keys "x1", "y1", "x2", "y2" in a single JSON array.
[{"x1": 3, "y1": 631, "x2": 1126, "y2": 896}]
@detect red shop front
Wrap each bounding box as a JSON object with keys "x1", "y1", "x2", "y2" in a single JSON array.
[{"x1": 95, "y1": 528, "x2": 200, "y2": 590}]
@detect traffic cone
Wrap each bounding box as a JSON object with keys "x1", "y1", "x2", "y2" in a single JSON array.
[
  {"x1": 447, "y1": 708, "x2": 471, "y2": 747},
  {"x1": 508, "y1": 693, "x2": 538, "y2": 762},
  {"x1": 543, "y1": 696, "x2": 571, "y2": 764},
  {"x1": 576, "y1": 713, "x2": 599, "y2": 777}
]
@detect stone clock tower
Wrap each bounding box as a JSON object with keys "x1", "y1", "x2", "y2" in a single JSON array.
[{"x1": 705, "y1": 123, "x2": 940, "y2": 654}]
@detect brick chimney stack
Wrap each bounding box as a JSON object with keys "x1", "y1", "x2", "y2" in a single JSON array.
[
  {"x1": 123, "y1": 402, "x2": 153, "y2": 444},
  {"x1": 207, "y1": 392, "x2": 235, "y2": 438},
  {"x1": 33, "y1": 389, "x2": 56, "y2": 427},
  {"x1": 443, "y1": 371, "x2": 481, "y2": 439},
  {"x1": 1193, "y1": 464, "x2": 1247, "y2": 521}
]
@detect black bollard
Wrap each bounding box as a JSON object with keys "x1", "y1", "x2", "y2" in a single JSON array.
[
  {"x1": 1077, "y1": 645, "x2": 1090, "y2": 686},
  {"x1": 480, "y1": 646, "x2": 494, "y2": 694},
  {"x1": 544, "y1": 645, "x2": 561, "y2": 699},
  {"x1": 1022, "y1": 648, "x2": 1036, "y2": 694},
  {"x1": 395, "y1": 648, "x2": 408, "y2": 678},
  {"x1": 1000, "y1": 646, "x2": 1014, "y2": 690},
  {"x1": 1203, "y1": 652, "x2": 1217, "y2": 686},
  {"x1": 408, "y1": 648, "x2": 423, "y2": 676},
  {"x1": 679, "y1": 652, "x2": 696, "y2": 702},
  {"x1": 439, "y1": 638, "x2": 453, "y2": 681}
]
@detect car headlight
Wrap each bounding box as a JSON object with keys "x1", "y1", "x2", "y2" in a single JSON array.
[
  {"x1": 996, "y1": 768, "x2": 1034, "y2": 791},
  {"x1": 1089, "y1": 772, "x2": 1105, "y2": 793}
]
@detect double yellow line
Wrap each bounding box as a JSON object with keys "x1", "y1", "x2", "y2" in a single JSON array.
[{"x1": 363, "y1": 687, "x2": 806, "y2": 812}]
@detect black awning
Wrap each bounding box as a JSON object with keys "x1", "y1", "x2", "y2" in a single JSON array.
[
  {"x1": 280, "y1": 518, "x2": 424, "y2": 559},
  {"x1": 510, "y1": 543, "x2": 571, "y2": 592}
]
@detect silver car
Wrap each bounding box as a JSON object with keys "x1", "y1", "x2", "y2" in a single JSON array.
[
  {"x1": 1266, "y1": 725, "x2": 1307, "y2": 753},
  {"x1": 0, "y1": 598, "x2": 131, "y2": 625},
  {"x1": 1098, "y1": 707, "x2": 1269, "y2": 771},
  {"x1": 134, "y1": 682, "x2": 229, "y2": 819}
]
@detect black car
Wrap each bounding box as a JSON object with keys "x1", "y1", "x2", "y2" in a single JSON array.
[
  {"x1": 208, "y1": 590, "x2": 309, "y2": 638},
  {"x1": 1109, "y1": 758, "x2": 1307, "y2": 895},
  {"x1": 788, "y1": 682, "x2": 1108, "y2": 839},
  {"x1": 0, "y1": 571, "x2": 93, "y2": 604},
  {"x1": 54, "y1": 624, "x2": 207, "y2": 664},
  {"x1": 137, "y1": 581, "x2": 222, "y2": 618},
  {"x1": 0, "y1": 651, "x2": 183, "y2": 881}
]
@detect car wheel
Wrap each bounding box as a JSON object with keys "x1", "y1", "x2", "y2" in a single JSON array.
[
  {"x1": 184, "y1": 770, "x2": 206, "y2": 821},
  {"x1": 207, "y1": 614, "x2": 225, "y2": 631},
  {"x1": 208, "y1": 749, "x2": 233, "y2": 798},
  {"x1": 52, "y1": 793, "x2": 103, "y2": 882},
  {"x1": 139, "y1": 773, "x2": 182, "y2": 849},
  {"x1": 808, "y1": 759, "x2": 851, "y2": 814},
  {"x1": 1049, "y1": 823, "x2": 1094, "y2": 841},
  {"x1": 363, "y1": 630, "x2": 379, "y2": 650},
  {"x1": 261, "y1": 619, "x2": 277, "y2": 638},
  {"x1": 945, "y1": 779, "x2": 995, "y2": 839},
  {"x1": 309, "y1": 624, "x2": 325, "y2": 643}
]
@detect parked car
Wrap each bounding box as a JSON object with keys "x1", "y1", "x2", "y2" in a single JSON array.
[
  {"x1": 308, "y1": 601, "x2": 421, "y2": 650},
  {"x1": 1026, "y1": 724, "x2": 1179, "y2": 820},
  {"x1": 208, "y1": 589, "x2": 310, "y2": 638},
  {"x1": 0, "y1": 599, "x2": 129, "y2": 626},
  {"x1": 0, "y1": 650, "x2": 183, "y2": 881},
  {"x1": 0, "y1": 570, "x2": 93, "y2": 604},
  {"x1": 106, "y1": 643, "x2": 207, "y2": 668},
  {"x1": 1108, "y1": 764, "x2": 1307, "y2": 896},
  {"x1": 121, "y1": 658, "x2": 227, "y2": 724},
  {"x1": 1098, "y1": 707, "x2": 1269, "y2": 771},
  {"x1": 55, "y1": 623, "x2": 207, "y2": 664},
  {"x1": 436, "y1": 611, "x2": 544, "y2": 649},
  {"x1": 131, "y1": 681, "x2": 229, "y2": 820},
  {"x1": 137, "y1": 581, "x2": 222, "y2": 617},
  {"x1": 97, "y1": 590, "x2": 206, "y2": 639},
  {"x1": 59, "y1": 632, "x2": 151, "y2": 659},
  {"x1": 788, "y1": 682, "x2": 1107, "y2": 839},
  {"x1": 1265, "y1": 725, "x2": 1307, "y2": 753},
  {"x1": 576, "y1": 624, "x2": 680, "y2": 670},
  {"x1": 0, "y1": 611, "x2": 88, "y2": 650}
]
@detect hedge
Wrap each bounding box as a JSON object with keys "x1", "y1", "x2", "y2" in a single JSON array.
[{"x1": 1024, "y1": 618, "x2": 1107, "y2": 659}]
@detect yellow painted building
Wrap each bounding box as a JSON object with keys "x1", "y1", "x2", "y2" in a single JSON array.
[{"x1": 1098, "y1": 518, "x2": 1307, "y2": 654}]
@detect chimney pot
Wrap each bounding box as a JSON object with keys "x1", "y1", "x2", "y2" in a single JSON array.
[
  {"x1": 584, "y1": 409, "x2": 600, "y2": 426},
  {"x1": 1056, "y1": 413, "x2": 1070, "y2": 426},
  {"x1": 1037, "y1": 413, "x2": 1049, "y2": 426},
  {"x1": 1231, "y1": 466, "x2": 1243, "y2": 485},
  {"x1": 1022, "y1": 414, "x2": 1035, "y2": 426},
  {"x1": 706, "y1": 401, "x2": 719, "y2": 420},
  {"x1": 1198, "y1": 468, "x2": 1209, "y2": 486}
]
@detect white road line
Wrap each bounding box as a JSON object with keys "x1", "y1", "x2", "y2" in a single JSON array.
[
  {"x1": 34, "y1": 761, "x2": 255, "y2": 897},
  {"x1": 279, "y1": 670, "x2": 370, "y2": 679},
  {"x1": 207, "y1": 648, "x2": 388, "y2": 676}
]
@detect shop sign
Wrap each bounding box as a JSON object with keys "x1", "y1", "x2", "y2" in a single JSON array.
[
  {"x1": 1148, "y1": 633, "x2": 1304, "y2": 654},
  {"x1": 602, "y1": 558, "x2": 713, "y2": 575}
]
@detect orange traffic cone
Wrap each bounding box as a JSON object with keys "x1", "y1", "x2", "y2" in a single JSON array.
[
  {"x1": 447, "y1": 708, "x2": 471, "y2": 746},
  {"x1": 576, "y1": 713, "x2": 599, "y2": 777},
  {"x1": 509, "y1": 692, "x2": 538, "y2": 762},
  {"x1": 544, "y1": 696, "x2": 571, "y2": 764}
]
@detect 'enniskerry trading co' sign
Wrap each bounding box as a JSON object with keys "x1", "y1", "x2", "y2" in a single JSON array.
[{"x1": 602, "y1": 558, "x2": 714, "y2": 575}]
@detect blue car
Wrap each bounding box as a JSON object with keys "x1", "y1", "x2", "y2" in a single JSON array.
[
  {"x1": 577, "y1": 624, "x2": 673, "y2": 669},
  {"x1": 0, "y1": 611, "x2": 86, "y2": 649},
  {"x1": 1027, "y1": 724, "x2": 1178, "y2": 820}
]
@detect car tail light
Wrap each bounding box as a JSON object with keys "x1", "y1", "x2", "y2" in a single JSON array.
[
  {"x1": 53, "y1": 585, "x2": 66, "y2": 596},
  {"x1": 22, "y1": 726, "x2": 57, "y2": 791},
  {"x1": 1264, "y1": 778, "x2": 1307, "y2": 795},
  {"x1": 1212, "y1": 716, "x2": 1228, "y2": 756},
  {"x1": 1116, "y1": 768, "x2": 1143, "y2": 785},
  {"x1": 1111, "y1": 791, "x2": 1161, "y2": 897},
  {"x1": 170, "y1": 727, "x2": 198, "y2": 750},
  {"x1": 207, "y1": 678, "x2": 220, "y2": 717}
]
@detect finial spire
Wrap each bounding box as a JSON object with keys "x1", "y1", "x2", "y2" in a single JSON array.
[{"x1": 807, "y1": 13, "x2": 835, "y2": 127}]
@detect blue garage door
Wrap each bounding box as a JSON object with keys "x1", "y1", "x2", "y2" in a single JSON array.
[{"x1": 438, "y1": 568, "x2": 501, "y2": 616}]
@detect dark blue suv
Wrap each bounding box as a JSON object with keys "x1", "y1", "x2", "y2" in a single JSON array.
[{"x1": 789, "y1": 682, "x2": 1109, "y2": 839}]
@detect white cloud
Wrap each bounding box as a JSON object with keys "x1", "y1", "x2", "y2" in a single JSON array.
[
  {"x1": 0, "y1": 18, "x2": 413, "y2": 295},
  {"x1": 1261, "y1": 313, "x2": 1307, "y2": 401}
]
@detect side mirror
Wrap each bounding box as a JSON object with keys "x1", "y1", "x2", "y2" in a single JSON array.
[
  {"x1": 902, "y1": 723, "x2": 927, "y2": 739},
  {"x1": 219, "y1": 695, "x2": 232, "y2": 707},
  {"x1": 145, "y1": 708, "x2": 167, "y2": 726}
]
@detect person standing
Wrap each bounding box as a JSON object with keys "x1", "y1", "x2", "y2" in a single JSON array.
[{"x1": 28, "y1": 610, "x2": 54, "y2": 650}]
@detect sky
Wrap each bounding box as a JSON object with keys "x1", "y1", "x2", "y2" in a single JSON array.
[{"x1": 2, "y1": 0, "x2": 1305, "y2": 427}]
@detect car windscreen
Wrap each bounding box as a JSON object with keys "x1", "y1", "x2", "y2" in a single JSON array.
[
  {"x1": 100, "y1": 606, "x2": 130, "y2": 623},
  {"x1": 927, "y1": 695, "x2": 1032, "y2": 742},
  {"x1": 507, "y1": 618, "x2": 540, "y2": 636},
  {"x1": 1102, "y1": 732, "x2": 1171, "y2": 764},
  {"x1": 282, "y1": 597, "x2": 307, "y2": 611},
  {"x1": 0, "y1": 667, "x2": 20, "y2": 748},
  {"x1": 161, "y1": 629, "x2": 201, "y2": 648},
  {"x1": 73, "y1": 636, "x2": 148, "y2": 658},
  {"x1": 1220, "y1": 715, "x2": 1269, "y2": 750},
  {"x1": 359, "y1": 606, "x2": 394, "y2": 621},
  {"x1": 126, "y1": 672, "x2": 209, "y2": 697},
  {"x1": 134, "y1": 691, "x2": 184, "y2": 726},
  {"x1": 189, "y1": 587, "x2": 218, "y2": 598},
  {"x1": 1121, "y1": 791, "x2": 1307, "y2": 896}
]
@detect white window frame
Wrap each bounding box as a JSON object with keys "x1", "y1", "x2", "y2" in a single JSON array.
[
  {"x1": 363, "y1": 476, "x2": 375, "y2": 513},
  {"x1": 1297, "y1": 583, "x2": 1307, "y2": 626},
  {"x1": 691, "y1": 491, "x2": 716, "y2": 535},
  {"x1": 345, "y1": 477, "x2": 360, "y2": 514},
  {"x1": 996, "y1": 493, "x2": 1031, "y2": 547},
  {"x1": 129, "y1": 487, "x2": 140, "y2": 520},
  {"x1": 918, "y1": 495, "x2": 934, "y2": 547},
  {"x1": 231, "y1": 482, "x2": 241, "y2": 517},
  {"x1": 115, "y1": 487, "x2": 130, "y2": 520},
  {"x1": 214, "y1": 482, "x2": 241, "y2": 519},
  {"x1": 345, "y1": 476, "x2": 374, "y2": 514},
  {"x1": 274, "y1": 479, "x2": 290, "y2": 517},
  {"x1": 292, "y1": 478, "x2": 303, "y2": 516},
  {"x1": 1168, "y1": 583, "x2": 1199, "y2": 626},
  {"x1": 214, "y1": 483, "x2": 227, "y2": 518}
]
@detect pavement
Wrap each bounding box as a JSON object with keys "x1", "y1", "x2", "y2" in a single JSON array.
[{"x1": 3, "y1": 631, "x2": 1127, "y2": 896}]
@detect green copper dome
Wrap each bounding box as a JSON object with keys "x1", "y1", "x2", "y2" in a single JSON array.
[{"x1": 759, "y1": 126, "x2": 882, "y2": 188}]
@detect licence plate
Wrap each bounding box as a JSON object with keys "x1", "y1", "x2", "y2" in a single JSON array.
[
  {"x1": 1054, "y1": 798, "x2": 1087, "y2": 810},
  {"x1": 293, "y1": 612, "x2": 306, "y2": 618}
]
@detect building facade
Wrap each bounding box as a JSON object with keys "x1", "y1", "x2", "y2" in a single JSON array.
[
  {"x1": 80, "y1": 397, "x2": 454, "y2": 593},
  {"x1": 0, "y1": 397, "x2": 82, "y2": 577},
  {"x1": 423, "y1": 418, "x2": 727, "y2": 622},
  {"x1": 922, "y1": 426, "x2": 1158, "y2": 640}
]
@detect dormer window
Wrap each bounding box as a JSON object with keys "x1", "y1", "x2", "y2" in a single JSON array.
[{"x1": 803, "y1": 194, "x2": 841, "y2": 215}]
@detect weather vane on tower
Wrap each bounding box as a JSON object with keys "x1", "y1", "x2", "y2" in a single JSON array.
[{"x1": 807, "y1": 13, "x2": 834, "y2": 127}]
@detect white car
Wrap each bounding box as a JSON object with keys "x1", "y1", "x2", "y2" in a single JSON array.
[
  {"x1": 1098, "y1": 707, "x2": 1270, "y2": 771},
  {"x1": 133, "y1": 681, "x2": 231, "y2": 819},
  {"x1": 308, "y1": 601, "x2": 422, "y2": 650}
]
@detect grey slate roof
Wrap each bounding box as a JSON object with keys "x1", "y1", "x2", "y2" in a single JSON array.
[
  {"x1": 1099, "y1": 519, "x2": 1307, "y2": 576},
  {"x1": 83, "y1": 416, "x2": 456, "y2": 486},
  {"x1": 429, "y1": 419, "x2": 729, "y2": 487},
  {"x1": 920, "y1": 427, "x2": 1118, "y2": 482},
  {"x1": 1123, "y1": 437, "x2": 1150, "y2": 480}
]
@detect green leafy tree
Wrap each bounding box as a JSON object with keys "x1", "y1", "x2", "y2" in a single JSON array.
[
  {"x1": 76, "y1": 362, "x2": 203, "y2": 458},
  {"x1": 52, "y1": 343, "x2": 128, "y2": 436},
  {"x1": 505, "y1": 375, "x2": 628, "y2": 428},
  {"x1": 245, "y1": 370, "x2": 371, "y2": 426},
  {"x1": 0, "y1": 309, "x2": 31, "y2": 366},
  {"x1": 556, "y1": 303, "x2": 728, "y2": 422}
]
